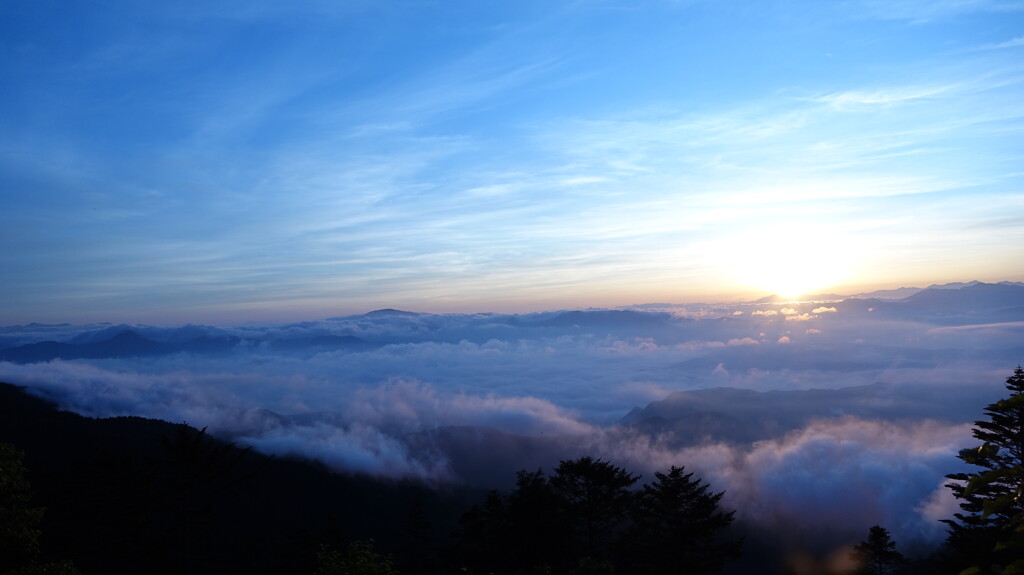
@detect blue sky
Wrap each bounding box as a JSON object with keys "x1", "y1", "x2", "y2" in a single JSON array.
[{"x1": 2, "y1": 0, "x2": 1023, "y2": 323}]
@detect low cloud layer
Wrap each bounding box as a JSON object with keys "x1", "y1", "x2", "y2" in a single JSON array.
[{"x1": 1, "y1": 286, "x2": 1022, "y2": 554}]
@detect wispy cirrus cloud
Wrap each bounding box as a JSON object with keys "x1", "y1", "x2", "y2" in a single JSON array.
[
  {"x1": 3, "y1": 0, "x2": 1023, "y2": 322},
  {"x1": 969, "y1": 36, "x2": 1024, "y2": 51},
  {"x1": 807, "y1": 85, "x2": 955, "y2": 108}
]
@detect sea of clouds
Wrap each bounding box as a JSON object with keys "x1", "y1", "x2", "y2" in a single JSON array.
[{"x1": 1, "y1": 295, "x2": 1022, "y2": 556}]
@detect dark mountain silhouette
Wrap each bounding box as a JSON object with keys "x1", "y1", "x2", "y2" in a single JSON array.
[
  {"x1": 0, "y1": 330, "x2": 167, "y2": 363},
  {"x1": 0, "y1": 328, "x2": 383, "y2": 363},
  {"x1": 0, "y1": 382, "x2": 477, "y2": 575},
  {"x1": 0, "y1": 329, "x2": 251, "y2": 363},
  {"x1": 362, "y1": 309, "x2": 422, "y2": 318}
]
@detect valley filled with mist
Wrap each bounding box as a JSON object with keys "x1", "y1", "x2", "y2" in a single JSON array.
[{"x1": 3, "y1": 281, "x2": 1023, "y2": 572}]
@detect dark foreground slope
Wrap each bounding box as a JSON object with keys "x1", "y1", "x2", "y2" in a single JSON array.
[
  {"x1": 0, "y1": 382, "x2": 475, "y2": 575},
  {"x1": 2, "y1": 381, "x2": 961, "y2": 575}
]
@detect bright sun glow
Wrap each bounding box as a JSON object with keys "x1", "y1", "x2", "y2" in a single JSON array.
[{"x1": 716, "y1": 224, "x2": 859, "y2": 299}]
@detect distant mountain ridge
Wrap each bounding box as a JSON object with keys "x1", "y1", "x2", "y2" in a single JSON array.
[
  {"x1": 748, "y1": 280, "x2": 1024, "y2": 303},
  {"x1": 743, "y1": 281, "x2": 1024, "y2": 324},
  {"x1": 0, "y1": 328, "x2": 375, "y2": 363},
  {"x1": 326, "y1": 308, "x2": 423, "y2": 320},
  {"x1": 4, "y1": 281, "x2": 1023, "y2": 363},
  {"x1": 0, "y1": 330, "x2": 170, "y2": 363},
  {"x1": 901, "y1": 281, "x2": 1024, "y2": 309},
  {"x1": 849, "y1": 280, "x2": 1024, "y2": 301},
  {"x1": 834, "y1": 281, "x2": 1024, "y2": 324}
]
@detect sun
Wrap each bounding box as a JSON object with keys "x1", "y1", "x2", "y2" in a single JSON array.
[{"x1": 716, "y1": 224, "x2": 858, "y2": 300}]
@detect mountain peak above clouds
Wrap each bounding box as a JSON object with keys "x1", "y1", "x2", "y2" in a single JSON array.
[
  {"x1": 323, "y1": 309, "x2": 423, "y2": 321},
  {"x1": 362, "y1": 308, "x2": 422, "y2": 318},
  {"x1": 925, "y1": 280, "x2": 984, "y2": 290},
  {"x1": 849, "y1": 280, "x2": 1024, "y2": 301},
  {"x1": 847, "y1": 286, "x2": 925, "y2": 300},
  {"x1": 903, "y1": 281, "x2": 1024, "y2": 309},
  {"x1": 828, "y1": 281, "x2": 1024, "y2": 325},
  {"x1": 0, "y1": 329, "x2": 167, "y2": 363}
]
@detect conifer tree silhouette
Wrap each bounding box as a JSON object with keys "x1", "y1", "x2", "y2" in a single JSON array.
[
  {"x1": 849, "y1": 525, "x2": 906, "y2": 575},
  {"x1": 943, "y1": 366, "x2": 1024, "y2": 574}
]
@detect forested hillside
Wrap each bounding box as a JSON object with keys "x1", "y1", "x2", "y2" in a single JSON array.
[{"x1": 0, "y1": 382, "x2": 471, "y2": 575}]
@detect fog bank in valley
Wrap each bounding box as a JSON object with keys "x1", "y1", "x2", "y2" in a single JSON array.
[{"x1": 2, "y1": 282, "x2": 1023, "y2": 556}]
